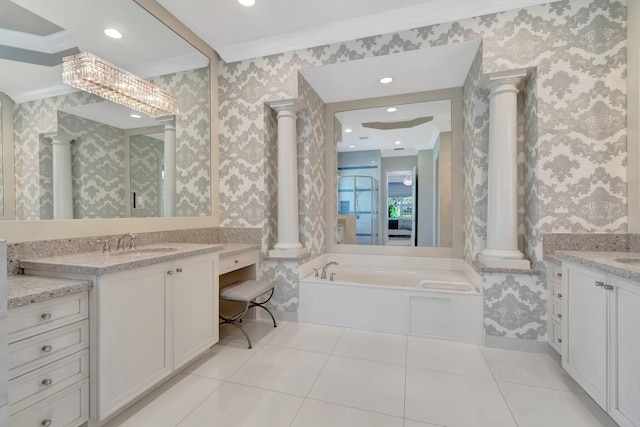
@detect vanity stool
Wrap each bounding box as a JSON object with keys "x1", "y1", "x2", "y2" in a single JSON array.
[{"x1": 219, "y1": 280, "x2": 277, "y2": 349}]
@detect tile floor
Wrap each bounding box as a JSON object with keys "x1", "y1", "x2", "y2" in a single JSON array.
[{"x1": 106, "y1": 320, "x2": 618, "y2": 427}]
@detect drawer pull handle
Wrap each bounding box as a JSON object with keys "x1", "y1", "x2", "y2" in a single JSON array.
[
  {"x1": 234, "y1": 259, "x2": 239, "y2": 264},
  {"x1": 556, "y1": 313, "x2": 562, "y2": 319},
  {"x1": 167, "y1": 270, "x2": 174, "y2": 275},
  {"x1": 557, "y1": 338, "x2": 563, "y2": 343},
  {"x1": 595, "y1": 281, "x2": 604, "y2": 287},
  {"x1": 557, "y1": 293, "x2": 562, "y2": 298},
  {"x1": 41, "y1": 345, "x2": 52, "y2": 353},
  {"x1": 604, "y1": 284, "x2": 614, "y2": 290},
  {"x1": 41, "y1": 313, "x2": 52, "y2": 320},
  {"x1": 41, "y1": 379, "x2": 53, "y2": 387},
  {"x1": 41, "y1": 420, "x2": 52, "y2": 427},
  {"x1": 556, "y1": 273, "x2": 562, "y2": 278},
  {"x1": 176, "y1": 268, "x2": 183, "y2": 273}
]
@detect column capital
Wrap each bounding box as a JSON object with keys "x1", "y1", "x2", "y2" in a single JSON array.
[
  {"x1": 269, "y1": 99, "x2": 299, "y2": 114},
  {"x1": 481, "y1": 69, "x2": 528, "y2": 92}
]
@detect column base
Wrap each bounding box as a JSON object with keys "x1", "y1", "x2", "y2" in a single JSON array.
[
  {"x1": 478, "y1": 249, "x2": 530, "y2": 269},
  {"x1": 269, "y1": 245, "x2": 308, "y2": 259}
]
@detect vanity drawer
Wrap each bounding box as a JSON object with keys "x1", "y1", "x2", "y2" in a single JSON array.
[
  {"x1": 9, "y1": 350, "x2": 88, "y2": 413},
  {"x1": 552, "y1": 282, "x2": 563, "y2": 300},
  {"x1": 8, "y1": 292, "x2": 88, "y2": 343},
  {"x1": 552, "y1": 319, "x2": 563, "y2": 347},
  {"x1": 219, "y1": 251, "x2": 256, "y2": 274},
  {"x1": 551, "y1": 263, "x2": 563, "y2": 283},
  {"x1": 9, "y1": 320, "x2": 89, "y2": 379},
  {"x1": 551, "y1": 300, "x2": 563, "y2": 322},
  {"x1": 10, "y1": 379, "x2": 89, "y2": 427}
]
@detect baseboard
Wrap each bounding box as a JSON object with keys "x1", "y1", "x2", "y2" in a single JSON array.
[
  {"x1": 484, "y1": 335, "x2": 557, "y2": 355},
  {"x1": 255, "y1": 309, "x2": 298, "y2": 323}
]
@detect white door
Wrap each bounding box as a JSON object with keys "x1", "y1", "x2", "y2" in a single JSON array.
[
  {"x1": 562, "y1": 263, "x2": 608, "y2": 409},
  {"x1": 608, "y1": 275, "x2": 640, "y2": 427},
  {"x1": 173, "y1": 253, "x2": 216, "y2": 369}
]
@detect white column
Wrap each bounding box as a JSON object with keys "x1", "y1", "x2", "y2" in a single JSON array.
[
  {"x1": 478, "y1": 70, "x2": 530, "y2": 270},
  {"x1": 48, "y1": 133, "x2": 73, "y2": 219},
  {"x1": 158, "y1": 117, "x2": 176, "y2": 217},
  {"x1": 269, "y1": 100, "x2": 307, "y2": 258}
]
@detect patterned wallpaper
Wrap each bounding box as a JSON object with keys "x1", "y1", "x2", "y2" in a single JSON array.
[
  {"x1": 130, "y1": 134, "x2": 164, "y2": 218},
  {"x1": 13, "y1": 67, "x2": 210, "y2": 219}
]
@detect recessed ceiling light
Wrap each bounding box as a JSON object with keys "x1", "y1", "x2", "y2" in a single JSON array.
[
  {"x1": 238, "y1": 0, "x2": 255, "y2": 6},
  {"x1": 386, "y1": 107, "x2": 397, "y2": 112},
  {"x1": 379, "y1": 76, "x2": 393, "y2": 84},
  {"x1": 394, "y1": 141, "x2": 401, "y2": 145},
  {"x1": 104, "y1": 28, "x2": 122, "y2": 39},
  {"x1": 349, "y1": 145, "x2": 355, "y2": 148},
  {"x1": 130, "y1": 114, "x2": 141, "y2": 119},
  {"x1": 344, "y1": 128, "x2": 352, "y2": 133}
]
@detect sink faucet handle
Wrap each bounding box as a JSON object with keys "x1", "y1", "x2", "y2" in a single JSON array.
[
  {"x1": 330, "y1": 273, "x2": 336, "y2": 281},
  {"x1": 313, "y1": 268, "x2": 320, "y2": 278},
  {"x1": 129, "y1": 233, "x2": 136, "y2": 249},
  {"x1": 96, "y1": 239, "x2": 110, "y2": 254}
]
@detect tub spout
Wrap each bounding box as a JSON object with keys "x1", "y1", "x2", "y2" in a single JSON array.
[{"x1": 321, "y1": 262, "x2": 338, "y2": 279}]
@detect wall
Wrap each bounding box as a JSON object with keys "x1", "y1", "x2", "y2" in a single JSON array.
[{"x1": 218, "y1": 0, "x2": 627, "y2": 336}]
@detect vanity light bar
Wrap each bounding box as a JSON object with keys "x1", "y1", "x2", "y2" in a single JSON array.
[{"x1": 62, "y1": 52, "x2": 177, "y2": 117}]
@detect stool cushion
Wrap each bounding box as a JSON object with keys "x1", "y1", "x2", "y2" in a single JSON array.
[{"x1": 220, "y1": 280, "x2": 275, "y2": 302}]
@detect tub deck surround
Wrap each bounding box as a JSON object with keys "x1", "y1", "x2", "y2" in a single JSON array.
[
  {"x1": 471, "y1": 261, "x2": 540, "y2": 276},
  {"x1": 19, "y1": 243, "x2": 223, "y2": 275},
  {"x1": 7, "y1": 276, "x2": 92, "y2": 309},
  {"x1": 556, "y1": 251, "x2": 640, "y2": 284}
]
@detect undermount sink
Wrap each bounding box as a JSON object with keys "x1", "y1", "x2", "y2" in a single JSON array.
[
  {"x1": 112, "y1": 247, "x2": 178, "y2": 255},
  {"x1": 613, "y1": 258, "x2": 640, "y2": 266}
]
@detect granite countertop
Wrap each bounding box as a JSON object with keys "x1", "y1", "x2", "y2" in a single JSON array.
[
  {"x1": 218, "y1": 243, "x2": 260, "y2": 257},
  {"x1": 20, "y1": 242, "x2": 224, "y2": 276},
  {"x1": 556, "y1": 251, "x2": 640, "y2": 283},
  {"x1": 8, "y1": 275, "x2": 92, "y2": 309}
]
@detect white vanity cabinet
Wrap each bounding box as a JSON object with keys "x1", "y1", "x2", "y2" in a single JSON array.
[
  {"x1": 562, "y1": 262, "x2": 640, "y2": 427},
  {"x1": 95, "y1": 252, "x2": 217, "y2": 421}
]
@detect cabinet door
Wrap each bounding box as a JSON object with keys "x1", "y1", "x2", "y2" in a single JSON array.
[
  {"x1": 173, "y1": 253, "x2": 216, "y2": 369},
  {"x1": 608, "y1": 276, "x2": 640, "y2": 427},
  {"x1": 562, "y1": 263, "x2": 608, "y2": 409},
  {"x1": 97, "y1": 262, "x2": 172, "y2": 420}
]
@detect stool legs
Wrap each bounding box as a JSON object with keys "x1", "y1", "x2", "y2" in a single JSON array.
[
  {"x1": 249, "y1": 288, "x2": 277, "y2": 328},
  {"x1": 219, "y1": 288, "x2": 277, "y2": 349}
]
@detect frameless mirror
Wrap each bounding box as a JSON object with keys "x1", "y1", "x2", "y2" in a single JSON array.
[
  {"x1": 0, "y1": 0, "x2": 211, "y2": 220},
  {"x1": 334, "y1": 99, "x2": 452, "y2": 247}
]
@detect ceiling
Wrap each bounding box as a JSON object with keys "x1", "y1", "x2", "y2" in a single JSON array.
[{"x1": 157, "y1": 0, "x2": 559, "y2": 63}]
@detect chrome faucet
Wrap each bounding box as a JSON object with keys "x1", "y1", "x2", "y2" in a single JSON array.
[
  {"x1": 320, "y1": 262, "x2": 338, "y2": 280},
  {"x1": 116, "y1": 233, "x2": 137, "y2": 252}
]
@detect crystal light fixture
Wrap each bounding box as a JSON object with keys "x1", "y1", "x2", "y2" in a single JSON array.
[
  {"x1": 403, "y1": 173, "x2": 413, "y2": 186},
  {"x1": 62, "y1": 52, "x2": 177, "y2": 117}
]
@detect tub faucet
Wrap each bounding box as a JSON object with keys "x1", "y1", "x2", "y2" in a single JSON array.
[
  {"x1": 116, "y1": 233, "x2": 137, "y2": 252},
  {"x1": 321, "y1": 262, "x2": 338, "y2": 280}
]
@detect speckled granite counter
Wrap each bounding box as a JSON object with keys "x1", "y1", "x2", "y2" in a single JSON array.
[
  {"x1": 218, "y1": 244, "x2": 260, "y2": 258},
  {"x1": 8, "y1": 275, "x2": 92, "y2": 309},
  {"x1": 557, "y1": 251, "x2": 640, "y2": 284},
  {"x1": 20, "y1": 243, "x2": 223, "y2": 276}
]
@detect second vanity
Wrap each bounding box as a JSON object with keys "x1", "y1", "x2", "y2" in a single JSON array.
[
  {"x1": 556, "y1": 251, "x2": 640, "y2": 427},
  {"x1": 10, "y1": 242, "x2": 259, "y2": 426}
]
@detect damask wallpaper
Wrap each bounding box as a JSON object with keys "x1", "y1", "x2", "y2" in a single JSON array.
[
  {"x1": 219, "y1": 0, "x2": 626, "y2": 336},
  {"x1": 130, "y1": 134, "x2": 164, "y2": 218}
]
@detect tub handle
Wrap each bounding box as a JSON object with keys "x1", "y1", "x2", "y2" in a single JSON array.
[
  {"x1": 313, "y1": 268, "x2": 319, "y2": 278},
  {"x1": 330, "y1": 273, "x2": 336, "y2": 282}
]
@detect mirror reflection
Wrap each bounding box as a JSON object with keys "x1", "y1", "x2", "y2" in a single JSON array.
[
  {"x1": 0, "y1": 0, "x2": 211, "y2": 220},
  {"x1": 335, "y1": 99, "x2": 452, "y2": 247}
]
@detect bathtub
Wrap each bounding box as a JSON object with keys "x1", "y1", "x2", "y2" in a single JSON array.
[{"x1": 298, "y1": 261, "x2": 483, "y2": 344}]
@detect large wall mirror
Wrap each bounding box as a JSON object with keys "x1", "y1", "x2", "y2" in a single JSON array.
[
  {"x1": 0, "y1": 0, "x2": 211, "y2": 221},
  {"x1": 325, "y1": 88, "x2": 464, "y2": 257}
]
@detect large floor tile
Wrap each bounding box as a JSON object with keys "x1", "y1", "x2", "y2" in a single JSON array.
[
  {"x1": 229, "y1": 344, "x2": 328, "y2": 396},
  {"x1": 105, "y1": 374, "x2": 223, "y2": 427},
  {"x1": 220, "y1": 319, "x2": 288, "y2": 346},
  {"x1": 499, "y1": 381, "x2": 618, "y2": 427},
  {"x1": 403, "y1": 420, "x2": 444, "y2": 427},
  {"x1": 481, "y1": 346, "x2": 583, "y2": 392},
  {"x1": 332, "y1": 328, "x2": 407, "y2": 365},
  {"x1": 177, "y1": 382, "x2": 303, "y2": 427},
  {"x1": 309, "y1": 355, "x2": 405, "y2": 417},
  {"x1": 406, "y1": 336, "x2": 493, "y2": 379},
  {"x1": 405, "y1": 367, "x2": 516, "y2": 427},
  {"x1": 182, "y1": 340, "x2": 262, "y2": 380},
  {"x1": 268, "y1": 322, "x2": 344, "y2": 353},
  {"x1": 290, "y1": 399, "x2": 404, "y2": 427}
]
